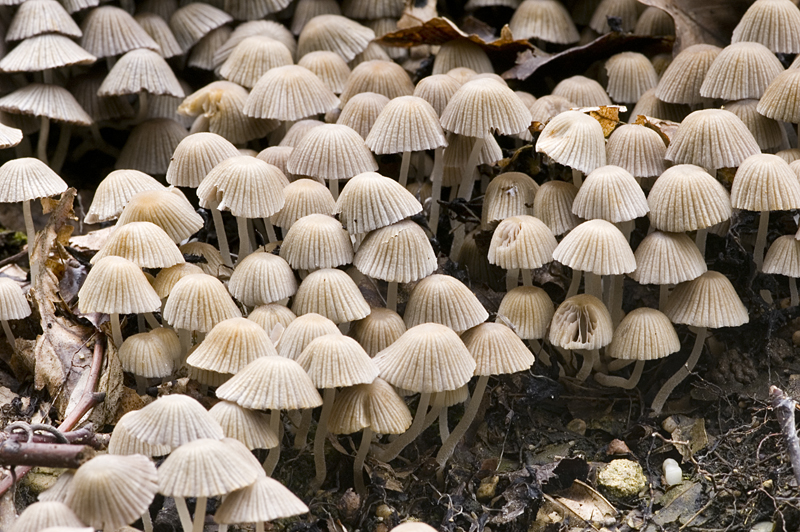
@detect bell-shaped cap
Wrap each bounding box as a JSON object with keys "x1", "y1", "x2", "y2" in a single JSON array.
[
  {"x1": 607, "y1": 307, "x2": 680, "y2": 360},
  {"x1": 216, "y1": 355, "x2": 323, "y2": 410},
  {"x1": 336, "y1": 171, "x2": 422, "y2": 234},
  {"x1": 461, "y1": 322, "x2": 535, "y2": 376},
  {"x1": 488, "y1": 215, "x2": 558, "y2": 270},
  {"x1": 630, "y1": 231, "x2": 706, "y2": 285},
  {"x1": 536, "y1": 110, "x2": 606, "y2": 174},
  {"x1": 496, "y1": 286, "x2": 554, "y2": 340},
  {"x1": 328, "y1": 377, "x2": 412, "y2": 435},
  {"x1": 648, "y1": 164, "x2": 732, "y2": 232},
  {"x1": 78, "y1": 256, "x2": 161, "y2": 315},
  {"x1": 664, "y1": 271, "x2": 749, "y2": 328},
  {"x1": 572, "y1": 165, "x2": 648, "y2": 223},
  {"x1": 665, "y1": 109, "x2": 760, "y2": 170},
  {"x1": 187, "y1": 317, "x2": 278, "y2": 374},
  {"x1": 549, "y1": 294, "x2": 613, "y2": 350},
  {"x1": 403, "y1": 274, "x2": 489, "y2": 333},
  {"x1": 441, "y1": 78, "x2": 532, "y2": 137},
  {"x1": 553, "y1": 219, "x2": 636, "y2": 275},
  {"x1": 292, "y1": 268, "x2": 370, "y2": 324},
  {"x1": 163, "y1": 273, "x2": 242, "y2": 332},
  {"x1": 354, "y1": 220, "x2": 437, "y2": 283},
  {"x1": 297, "y1": 333, "x2": 378, "y2": 388}
]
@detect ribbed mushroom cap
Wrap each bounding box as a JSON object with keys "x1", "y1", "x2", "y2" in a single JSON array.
[
  {"x1": 98, "y1": 49, "x2": 183, "y2": 98},
  {"x1": 732, "y1": 0, "x2": 800, "y2": 53},
  {"x1": 481, "y1": 172, "x2": 539, "y2": 227},
  {"x1": 279, "y1": 214, "x2": 353, "y2": 270},
  {"x1": 297, "y1": 333, "x2": 378, "y2": 388},
  {"x1": 665, "y1": 109, "x2": 759, "y2": 170},
  {"x1": 700, "y1": 42, "x2": 784, "y2": 100},
  {"x1": 81, "y1": 6, "x2": 159, "y2": 59},
  {"x1": 605, "y1": 52, "x2": 658, "y2": 104},
  {"x1": 37, "y1": 469, "x2": 75, "y2": 502},
  {"x1": 164, "y1": 273, "x2": 241, "y2": 332},
  {"x1": 589, "y1": 0, "x2": 639, "y2": 33},
  {"x1": 220, "y1": 36, "x2": 293, "y2": 89},
  {"x1": 298, "y1": 51, "x2": 350, "y2": 95},
  {"x1": 135, "y1": 12, "x2": 183, "y2": 59},
  {"x1": 634, "y1": 6, "x2": 675, "y2": 36},
  {"x1": 91, "y1": 222, "x2": 183, "y2": 268},
  {"x1": 169, "y1": 3, "x2": 232, "y2": 52},
  {"x1": 440, "y1": 78, "x2": 532, "y2": 137},
  {"x1": 7, "y1": 0, "x2": 81, "y2": 41},
  {"x1": 404, "y1": 274, "x2": 489, "y2": 332},
  {"x1": 664, "y1": 271, "x2": 749, "y2": 328},
  {"x1": 78, "y1": 256, "x2": 160, "y2": 315},
  {"x1": 607, "y1": 307, "x2": 680, "y2": 360},
  {"x1": 287, "y1": 123, "x2": 377, "y2": 182},
  {"x1": 365, "y1": 96, "x2": 447, "y2": 154},
  {"x1": 277, "y1": 312, "x2": 339, "y2": 359},
  {"x1": 731, "y1": 153, "x2": 800, "y2": 212},
  {"x1": 375, "y1": 323, "x2": 477, "y2": 393},
  {"x1": 297, "y1": 15, "x2": 374, "y2": 62},
  {"x1": 340, "y1": 60, "x2": 414, "y2": 106},
  {"x1": 0, "y1": 157, "x2": 67, "y2": 203},
  {"x1": 572, "y1": 165, "x2": 649, "y2": 223},
  {"x1": 0, "y1": 84, "x2": 92, "y2": 125},
  {"x1": 124, "y1": 394, "x2": 224, "y2": 448},
  {"x1": 496, "y1": 286, "x2": 554, "y2": 340},
  {"x1": 0, "y1": 120, "x2": 22, "y2": 150},
  {"x1": 187, "y1": 317, "x2": 278, "y2": 374},
  {"x1": 328, "y1": 377, "x2": 411, "y2": 435},
  {"x1": 197, "y1": 156, "x2": 286, "y2": 218},
  {"x1": 532, "y1": 180, "x2": 581, "y2": 236},
  {"x1": 342, "y1": 0, "x2": 402, "y2": 18},
  {"x1": 354, "y1": 220, "x2": 437, "y2": 283},
  {"x1": 116, "y1": 188, "x2": 202, "y2": 243},
  {"x1": 179, "y1": 242, "x2": 227, "y2": 276},
  {"x1": 229, "y1": 252, "x2": 297, "y2": 307},
  {"x1": 336, "y1": 171, "x2": 423, "y2": 234},
  {"x1": 187, "y1": 364, "x2": 233, "y2": 388},
  {"x1": 447, "y1": 67, "x2": 478, "y2": 85},
  {"x1": 191, "y1": 26, "x2": 234, "y2": 70},
  {"x1": 291, "y1": 0, "x2": 342, "y2": 36},
  {"x1": 69, "y1": 71, "x2": 134, "y2": 123},
  {"x1": 278, "y1": 119, "x2": 324, "y2": 149},
  {"x1": 443, "y1": 132, "x2": 503, "y2": 168},
  {"x1": 215, "y1": 472, "x2": 308, "y2": 524},
  {"x1": 223, "y1": 0, "x2": 292, "y2": 20},
  {"x1": 271, "y1": 179, "x2": 336, "y2": 230},
  {"x1": 217, "y1": 355, "x2": 323, "y2": 409},
  {"x1": 648, "y1": 164, "x2": 732, "y2": 232},
  {"x1": 65, "y1": 454, "x2": 158, "y2": 531},
  {"x1": 509, "y1": 0, "x2": 579, "y2": 44},
  {"x1": 630, "y1": 231, "x2": 706, "y2": 285},
  {"x1": 158, "y1": 438, "x2": 258, "y2": 497},
  {"x1": 764, "y1": 235, "x2": 800, "y2": 276},
  {"x1": 655, "y1": 44, "x2": 721, "y2": 105},
  {"x1": 166, "y1": 132, "x2": 239, "y2": 188},
  {"x1": 488, "y1": 215, "x2": 558, "y2": 270},
  {"x1": 85, "y1": 170, "x2": 163, "y2": 224},
  {"x1": 462, "y1": 322, "x2": 535, "y2": 376},
  {"x1": 551, "y1": 75, "x2": 612, "y2": 107},
  {"x1": 115, "y1": 118, "x2": 187, "y2": 174},
  {"x1": 215, "y1": 20, "x2": 296, "y2": 68},
  {"x1": 245, "y1": 65, "x2": 339, "y2": 121},
  {"x1": 0, "y1": 278, "x2": 30, "y2": 320},
  {"x1": 0, "y1": 34, "x2": 95, "y2": 73},
  {"x1": 629, "y1": 88, "x2": 690, "y2": 123},
  {"x1": 553, "y1": 219, "x2": 636, "y2": 275},
  {"x1": 536, "y1": 110, "x2": 606, "y2": 174},
  {"x1": 431, "y1": 39, "x2": 493, "y2": 77},
  {"x1": 8, "y1": 502, "x2": 83, "y2": 532},
  {"x1": 249, "y1": 303, "x2": 296, "y2": 333},
  {"x1": 349, "y1": 307, "x2": 405, "y2": 357},
  {"x1": 152, "y1": 264, "x2": 203, "y2": 299},
  {"x1": 757, "y1": 69, "x2": 800, "y2": 123},
  {"x1": 529, "y1": 94, "x2": 574, "y2": 124},
  {"x1": 336, "y1": 92, "x2": 390, "y2": 139},
  {"x1": 606, "y1": 124, "x2": 667, "y2": 180},
  {"x1": 119, "y1": 330, "x2": 174, "y2": 378},
  {"x1": 725, "y1": 99, "x2": 783, "y2": 152},
  {"x1": 108, "y1": 412, "x2": 170, "y2": 457},
  {"x1": 292, "y1": 268, "x2": 370, "y2": 323},
  {"x1": 257, "y1": 146, "x2": 293, "y2": 176},
  {"x1": 549, "y1": 294, "x2": 613, "y2": 350},
  {"x1": 413, "y1": 75, "x2": 461, "y2": 118},
  {"x1": 208, "y1": 400, "x2": 278, "y2": 450}
]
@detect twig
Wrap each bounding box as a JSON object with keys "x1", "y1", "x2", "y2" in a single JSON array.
[
  {"x1": 1, "y1": 425, "x2": 102, "y2": 449},
  {"x1": 0, "y1": 336, "x2": 105, "y2": 496},
  {"x1": 0, "y1": 248, "x2": 27, "y2": 269},
  {"x1": 0, "y1": 442, "x2": 96, "y2": 468},
  {"x1": 769, "y1": 386, "x2": 800, "y2": 485}
]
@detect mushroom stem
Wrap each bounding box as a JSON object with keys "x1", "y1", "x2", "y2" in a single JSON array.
[
  {"x1": 135, "y1": 91, "x2": 149, "y2": 124},
  {"x1": 695, "y1": 227, "x2": 708, "y2": 256},
  {"x1": 522, "y1": 269, "x2": 532, "y2": 286},
  {"x1": 328, "y1": 179, "x2": 339, "y2": 201},
  {"x1": 51, "y1": 124, "x2": 71, "y2": 174},
  {"x1": 138, "y1": 314, "x2": 145, "y2": 332},
  {"x1": 609, "y1": 274, "x2": 624, "y2": 328},
  {"x1": 375, "y1": 391, "x2": 431, "y2": 462},
  {"x1": 110, "y1": 312, "x2": 123, "y2": 348},
  {"x1": 399, "y1": 150, "x2": 411, "y2": 187},
  {"x1": 256, "y1": 523, "x2": 264, "y2": 532},
  {"x1": 144, "y1": 312, "x2": 160, "y2": 329},
  {"x1": 457, "y1": 137, "x2": 484, "y2": 200},
  {"x1": 1, "y1": 319, "x2": 16, "y2": 354},
  {"x1": 174, "y1": 497, "x2": 194, "y2": 532},
  {"x1": 311, "y1": 387, "x2": 336, "y2": 492},
  {"x1": 142, "y1": 510, "x2": 153, "y2": 532},
  {"x1": 37, "y1": 116, "x2": 50, "y2": 165},
  {"x1": 571, "y1": 168, "x2": 583, "y2": 188},
  {"x1": 575, "y1": 349, "x2": 598, "y2": 382},
  {"x1": 651, "y1": 326, "x2": 709, "y2": 414},
  {"x1": 584, "y1": 272, "x2": 601, "y2": 299},
  {"x1": 608, "y1": 358, "x2": 634, "y2": 372},
  {"x1": 192, "y1": 496, "x2": 207, "y2": 532},
  {"x1": 754, "y1": 210, "x2": 769, "y2": 271},
  {"x1": 353, "y1": 426, "x2": 373, "y2": 497},
  {"x1": 791, "y1": 277, "x2": 799, "y2": 307},
  {"x1": 135, "y1": 375, "x2": 148, "y2": 396},
  {"x1": 429, "y1": 147, "x2": 444, "y2": 236},
  {"x1": 506, "y1": 268, "x2": 519, "y2": 292},
  {"x1": 438, "y1": 407, "x2": 450, "y2": 442},
  {"x1": 236, "y1": 216, "x2": 252, "y2": 263},
  {"x1": 294, "y1": 409, "x2": 312, "y2": 449},
  {"x1": 178, "y1": 328, "x2": 191, "y2": 361},
  {"x1": 659, "y1": 285, "x2": 670, "y2": 313},
  {"x1": 262, "y1": 218, "x2": 277, "y2": 243},
  {"x1": 567, "y1": 269, "x2": 582, "y2": 298},
  {"x1": 263, "y1": 408, "x2": 282, "y2": 476},
  {"x1": 22, "y1": 200, "x2": 37, "y2": 284},
  {"x1": 594, "y1": 360, "x2": 644, "y2": 389},
  {"x1": 209, "y1": 203, "x2": 233, "y2": 267},
  {"x1": 387, "y1": 281, "x2": 398, "y2": 312},
  {"x1": 436, "y1": 375, "x2": 488, "y2": 469}
]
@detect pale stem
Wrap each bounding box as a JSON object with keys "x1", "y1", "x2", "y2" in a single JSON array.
[
  {"x1": 422, "y1": 392, "x2": 444, "y2": 429},
  {"x1": 328, "y1": 179, "x2": 339, "y2": 201},
  {"x1": 387, "y1": 281, "x2": 398, "y2": 312},
  {"x1": 651, "y1": 327, "x2": 709, "y2": 414},
  {"x1": 571, "y1": 168, "x2": 583, "y2": 188},
  {"x1": 142, "y1": 510, "x2": 153, "y2": 532},
  {"x1": 263, "y1": 409, "x2": 282, "y2": 476},
  {"x1": 263, "y1": 218, "x2": 277, "y2": 243},
  {"x1": 192, "y1": 496, "x2": 207, "y2": 532},
  {"x1": 219, "y1": 526, "x2": 228, "y2": 532},
  {"x1": 311, "y1": 387, "x2": 336, "y2": 491},
  {"x1": 791, "y1": 277, "x2": 799, "y2": 307},
  {"x1": 1, "y1": 320, "x2": 16, "y2": 354},
  {"x1": 37, "y1": 116, "x2": 50, "y2": 165},
  {"x1": 609, "y1": 274, "x2": 624, "y2": 328},
  {"x1": 585, "y1": 272, "x2": 602, "y2": 299},
  {"x1": 353, "y1": 426, "x2": 373, "y2": 497},
  {"x1": 22, "y1": 200, "x2": 36, "y2": 284},
  {"x1": 695, "y1": 227, "x2": 708, "y2": 256},
  {"x1": 429, "y1": 147, "x2": 444, "y2": 236},
  {"x1": 110, "y1": 313, "x2": 123, "y2": 348},
  {"x1": 608, "y1": 358, "x2": 634, "y2": 372},
  {"x1": 528, "y1": 339, "x2": 548, "y2": 366},
  {"x1": 294, "y1": 409, "x2": 312, "y2": 449},
  {"x1": 457, "y1": 137, "x2": 485, "y2": 200},
  {"x1": 174, "y1": 497, "x2": 194, "y2": 532},
  {"x1": 567, "y1": 269, "x2": 582, "y2": 298},
  {"x1": 399, "y1": 151, "x2": 411, "y2": 187},
  {"x1": 521, "y1": 269, "x2": 533, "y2": 286},
  {"x1": 135, "y1": 91, "x2": 149, "y2": 124},
  {"x1": 256, "y1": 523, "x2": 264, "y2": 532},
  {"x1": 594, "y1": 359, "x2": 644, "y2": 389},
  {"x1": 236, "y1": 216, "x2": 252, "y2": 263},
  {"x1": 178, "y1": 328, "x2": 191, "y2": 361},
  {"x1": 436, "y1": 375, "x2": 489, "y2": 468},
  {"x1": 449, "y1": 220, "x2": 467, "y2": 262},
  {"x1": 659, "y1": 284, "x2": 670, "y2": 313},
  {"x1": 247, "y1": 218, "x2": 257, "y2": 251},
  {"x1": 135, "y1": 375, "x2": 148, "y2": 396},
  {"x1": 209, "y1": 202, "x2": 233, "y2": 267},
  {"x1": 375, "y1": 392, "x2": 431, "y2": 462},
  {"x1": 138, "y1": 314, "x2": 145, "y2": 333},
  {"x1": 754, "y1": 210, "x2": 769, "y2": 271},
  {"x1": 575, "y1": 349, "x2": 598, "y2": 382},
  {"x1": 51, "y1": 124, "x2": 72, "y2": 174},
  {"x1": 438, "y1": 407, "x2": 450, "y2": 443},
  {"x1": 506, "y1": 268, "x2": 519, "y2": 292},
  {"x1": 144, "y1": 312, "x2": 160, "y2": 329}
]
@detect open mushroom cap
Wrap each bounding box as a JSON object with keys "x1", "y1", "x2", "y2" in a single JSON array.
[
  {"x1": 732, "y1": 0, "x2": 800, "y2": 53},
  {"x1": 297, "y1": 14, "x2": 374, "y2": 62},
  {"x1": 553, "y1": 219, "x2": 636, "y2": 275},
  {"x1": 354, "y1": 220, "x2": 437, "y2": 283},
  {"x1": 78, "y1": 256, "x2": 161, "y2": 315},
  {"x1": 349, "y1": 307, "x2": 406, "y2": 356},
  {"x1": 298, "y1": 51, "x2": 351, "y2": 95},
  {"x1": 630, "y1": 231, "x2": 706, "y2": 285},
  {"x1": 166, "y1": 132, "x2": 239, "y2": 188},
  {"x1": 340, "y1": 60, "x2": 414, "y2": 105},
  {"x1": 80, "y1": 6, "x2": 159, "y2": 59},
  {"x1": 0, "y1": 157, "x2": 67, "y2": 203},
  {"x1": 0, "y1": 278, "x2": 30, "y2": 321},
  {"x1": 664, "y1": 271, "x2": 749, "y2": 328},
  {"x1": 441, "y1": 78, "x2": 532, "y2": 137},
  {"x1": 245, "y1": 65, "x2": 339, "y2": 121},
  {"x1": 404, "y1": 274, "x2": 489, "y2": 333},
  {"x1": 606, "y1": 124, "x2": 667, "y2": 180},
  {"x1": 119, "y1": 330, "x2": 175, "y2": 379},
  {"x1": 731, "y1": 153, "x2": 800, "y2": 212},
  {"x1": 700, "y1": 42, "x2": 784, "y2": 101},
  {"x1": 287, "y1": 123, "x2": 377, "y2": 181},
  {"x1": 135, "y1": 12, "x2": 183, "y2": 59},
  {"x1": 552, "y1": 75, "x2": 611, "y2": 107},
  {"x1": 169, "y1": 2, "x2": 232, "y2": 52},
  {"x1": 509, "y1": 0, "x2": 579, "y2": 44},
  {"x1": 216, "y1": 355, "x2": 323, "y2": 410},
  {"x1": 336, "y1": 171, "x2": 422, "y2": 234},
  {"x1": 572, "y1": 165, "x2": 649, "y2": 223},
  {"x1": 117, "y1": 188, "x2": 202, "y2": 243},
  {"x1": 414, "y1": 74, "x2": 462, "y2": 117},
  {"x1": 529, "y1": 94, "x2": 574, "y2": 125},
  {"x1": 432, "y1": 39, "x2": 493, "y2": 76},
  {"x1": 365, "y1": 95, "x2": 446, "y2": 154},
  {"x1": 221, "y1": 36, "x2": 293, "y2": 90},
  {"x1": 724, "y1": 99, "x2": 783, "y2": 152},
  {"x1": 123, "y1": 394, "x2": 224, "y2": 449},
  {"x1": 758, "y1": 69, "x2": 800, "y2": 123},
  {"x1": 549, "y1": 294, "x2": 613, "y2": 350},
  {"x1": 92, "y1": 221, "x2": 184, "y2": 268},
  {"x1": 208, "y1": 400, "x2": 279, "y2": 450},
  {"x1": 655, "y1": 44, "x2": 721, "y2": 105},
  {"x1": 271, "y1": 178, "x2": 336, "y2": 230},
  {"x1": 249, "y1": 303, "x2": 296, "y2": 334},
  {"x1": 0, "y1": 84, "x2": 92, "y2": 126},
  {"x1": 763, "y1": 235, "x2": 800, "y2": 276},
  {"x1": 297, "y1": 333, "x2": 378, "y2": 388},
  {"x1": 214, "y1": 472, "x2": 308, "y2": 524},
  {"x1": 0, "y1": 34, "x2": 95, "y2": 73},
  {"x1": 108, "y1": 411, "x2": 171, "y2": 457},
  {"x1": 8, "y1": 502, "x2": 84, "y2": 532},
  {"x1": 666, "y1": 109, "x2": 760, "y2": 170},
  {"x1": 99, "y1": 48, "x2": 183, "y2": 98},
  {"x1": 488, "y1": 215, "x2": 558, "y2": 270},
  {"x1": 605, "y1": 52, "x2": 658, "y2": 104},
  {"x1": 188, "y1": 317, "x2": 278, "y2": 374},
  {"x1": 280, "y1": 213, "x2": 353, "y2": 270},
  {"x1": 496, "y1": 286, "x2": 554, "y2": 341},
  {"x1": 607, "y1": 307, "x2": 680, "y2": 360},
  {"x1": 461, "y1": 322, "x2": 535, "y2": 376},
  {"x1": 292, "y1": 268, "x2": 370, "y2": 324},
  {"x1": 536, "y1": 110, "x2": 606, "y2": 174},
  {"x1": 8, "y1": 0, "x2": 82, "y2": 41},
  {"x1": 216, "y1": 19, "x2": 296, "y2": 67},
  {"x1": 198, "y1": 155, "x2": 287, "y2": 218},
  {"x1": 86, "y1": 169, "x2": 163, "y2": 224},
  {"x1": 115, "y1": 118, "x2": 187, "y2": 175},
  {"x1": 277, "y1": 311, "x2": 340, "y2": 360},
  {"x1": 229, "y1": 252, "x2": 297, "y2": 307},
  {"x1": 648, "y1": 164, "x2": 732, "y2": 232},
  {"x1": 337, "y1": 92, "x2": 390, "y2": 139},
  {"x1": 163, "y1": 273, "x2": 242, "y2": 332},
  {"x1": 482, "y1": 172, "x2": 538, "y2": 228},
  {"x1": 328, "y1": 377, "x2": 412, "y2": 435}
]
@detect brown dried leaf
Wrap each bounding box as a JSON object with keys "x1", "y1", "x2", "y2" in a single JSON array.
[
  {"x1": 634, "y1": 115, "x2": 680, "y2": 145},
  {"x1": 552, "y1": 480, "x2": 618, "y2": 524},
  {"x1": 572, "y1": 106, "x2": 624, "y2": 137},
  {"x1": 88, "y1": 336, "x2": 124, "y2": 427}
]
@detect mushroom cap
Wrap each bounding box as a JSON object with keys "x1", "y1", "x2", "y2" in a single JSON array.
[
  {"x1": 572, "y1": 165, "x2": 649, "y2": 223},
  {"x1": 342, "y1": 0, "x2": 402, "y2": 19},
  {"x1": 488, "y1": 215, "x2": 558, "y2": 270},
  {"x1": 187, "y1": 25, "x2": 233, "y2": 71},
  {"x1": 606, "y1": 124, "x2": 667, "y2": 179},
  {"x1": 69, "y1": 71, "x2": 134, "y2": 124},
  {"x1": 291, "y1": 0, "x2": 342, "y2": 36},
  {"x1": 529, "y1": 94, "x2": 574, "y2": 125},
  {"x1": 229, "y1": 252, "x2": 297, "y2": 307},
  {"x1": 664, "y1": 271, "x2": 749, "y2": 328},
  {"x1": 158, "y1": 438, "x2": 259, "y2": 497},
  {"x1": 336, "y1": 171, "x2": 422, "y2": 234},
  {"x1": 298, "y1": 50, "x2": 351, "y2": 95},
  {"x1": 214, "y1": 473, "x2": 308, "y2": 524},
  {"x1": 553, "y1": 219, "x2": 636, "y2": 275},
  {"x1": 8, "y1": 502, "x2": 83, "y2": 532},
  {"x1": 0, "y1": 278, "x2": 30, "y2": 321},
  {"x1": 115, "y1": 118, "x2": 188, "y2": 174},
  {"x1": 118, "y1": 330, "x2": 175, "y2": 379},
  {"x1": 220, "y1": 36, "x2": 294, "y2": 89},
  {"x1": 169, "y1": 2, "x2": 233, "y2": 52},
  {"x1": 447, "y1": 66, "x2": 478, "y2": 85},
  {"x1": 634, "y1": 6, "x2": 675, "y2": 36},
  {"x1": 187, "y1": 317, "x2": 278, "y2": 374},
  {"x1": 340, "y1": 60, "x2": 415, "y2": 105},
  {"x1": 280, "y1": 213, "x2": 353, "y2": 270},
  {"x1": 482, "y1": 172, "x2": 539, "y2": 228},
  {"x1": 292, "y1": 268, "x2": 370, "y2": 324},
  {"x1": 432, "y1": 39, "x2": 493, "y2": 76},
  {"x1": 496, "y1": 286, "x2": 554, "y2": 340},
  {"x1": 98, "y1": 48, "x2": 184, "y2": 98},
  {"x1": 605, "y1": 52, "x2": 659, "y2": 104},
  {"x1": 107, "y1": 411, "x2": 171, "y2": 457},
  {"x1": 166, "y1": 132, "x2": 239, "y2": 189},
  {"x1": 374, "y1": 322, "x2": 476, "y2": 393},
  {"x1": 443, "y1": 132, "x2": 503, "y2": 168},
  {"x1": 365, "y1": 96, "x2": 447, "y2": 154},
  {"x1": 354, "y1": 220, "x2": 437, "y2": 283},
  {"x1": 509, "y1": 0, "x2": 580, "y2": 44},
  {"x1": 630, "y1": 231, "x2": 706, "y2": 285},
  {"x1": 85, "y1": 169, "x2": 163, "y2": 224},
  {"x1": 225, "y1": 0, "x2": 293, "y2": 21},
  {"x1": 78, "y1": 256, "x2": 161, "y2": 315},
  {"x1": 655, "y1": 44, "x2": 721, "y2": 105},
  {"x1": 337, "y1": 91, "x2": 391, "y2": 139},
  {"x1": 763, "y1": 235, "x2": 800, "y2": 276},
  {"x1": 216, "y1": 355, "x2": 323, "y2": 410},
  {"x1": 549, "y1": 294, "x2": 613, "y2": 350},
  {"x1": 403, "y1": 274, "x2": 489, "y2": 333},
  {"x1": 245, "y1": 65, "x2": 339, "y2": 121},
  {"x1": 0, "y1": 34, "x2": 95, "y2": 73},
  {"x1": 607, "y1": 307, "x2": 680, "y2": 360},
  {"x1": 163, "y1": 273, "x2": 242, "y2": 332},
  {"x1": 0, "y1": 157, "x2": 67, "y2": 202},
  {"x1": 65, "y1": 454, "x2": 158, "y2": 531},
  {"x1": 629, "y1": 88, "x2": 690, "y2": 123},
  {"x1": 249, "y1": 303, "x2": 296, "y2": 334},
  {"x1": 80, "y1": 6, "x2": 159, "y2": 59},
  {"x1": 536, "y1": 110, "x2": 606, "y2": 174},
  {"x1": 123, "y1": 394, "x2": 224, "y2": 448},
  {"x1": 257, "y1": 146, "x2": 294, "y2": 175},
  {"x1": 297, "y1": 15, "x2": 374, "y2": 62},
  {"x1": 7, "y1": 0, "x2": 82, "y2": 41},
  {"x1": 731, "y1": 153, "x2": 800, "y2": 212},
  {"x1": 279, "y1": 119, "x2": 324, "y2": 149},
  {"x1": 297, "y1": 333, "x2": 378, "y2": 388},
  {"x1": 180, "y1": 242, "x2": 227, "y2": 277},
  {"x1": 271, "y1": 178, "x2": 336, "y2": 230},
  {"x1": 700, "y1": 42, "x2": 784, "y2": 100},
  {"x1": 153, "y1": 263, "x2": 205, "y2": 299},
  {"x1": 0, "y1": 84, "x2": 92, "y2": 125},
  {"x1": 647, "y1": 164, "x2": 732, "y2": 232},
  {"x1": 551, "y1": 75, "x2": 611, "y2": 107},
  {"x1": 757, "y1": 69, "x2": 800, "y2": 123},
  {"x1": 135, "y1": 12, "x2": 183, "y2": 59},
  {"x1": 208, "y1": 400, "x2": 278, "y2": 450},
  {"x1": 117, "y1": 188, "x2": 203, "y2": 243},
  {"x1": 328, "y1": 377, "x2": 411, "y2": 435},
  {"x1": 724, "y1": 99, "x2": 784, "y2": 152},
  {"x1": 91, "y1": 221, "x2": 184, "y2": 269},
  {"x1": 413, "y1": 74, "x2": 462, "y2": 117},
  {"x1": 215, "y1": 19, "x2": 297, "y2": 67},
  {"x1": 440, "y1": 78, "x2": 532, "y2": 137},
  {"x1": 461, "y1": 322, "x2": 535, "y2": 376},
  {"x1": 666, "y1": 109, "x2": 762, "y2": 171},
  {"x1": 277, "y1": 312, "x2": 340, "y2": 360},
  {"x1": 732, "y1": 0, "x2": 800, "y2": 53},
  {"x1": 286, "y1": 123, "x2": 377, "y2": 181},
  {"x1": 197, "y1": 155, "x2": 287, "y2": 218},
  {"x1": 532, "y1": 180, "x2": 581, "y2": 236},
  {"x1": 349, "y1": 307, "x2": 406, "y2": 357}
]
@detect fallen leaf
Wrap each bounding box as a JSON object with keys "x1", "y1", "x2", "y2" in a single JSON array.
[
  {"x1": 573, "y1": 106, "x2": 625, "y2": 137},
  {"x1": 662, "y1": 415, "x2": 711, "y2": 461},
  {"x1": 552, "y1": 480, "x2": 618, "y2": 524},
  {"x1": 88, "y1": 335, "x2": 125, "y2": 427},
  {"x1": 649, "y1": 481, "x2": 708, "y2": 528},
  {"x1": 68, "y1": 226, "x2": 115, "y2": 253},
  {"x1": 634, "y1": 115, "x2": 677, "y2": 146}
]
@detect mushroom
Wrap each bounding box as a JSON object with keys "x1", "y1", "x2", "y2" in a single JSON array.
[
  {"x1": 552, "y1": 76, "x2": 611, "y2": 107},
  {"x1": 0, "y1": 277, "x2": 30, "y2": 357},
  {"x1": 488, "y1": 215, "x2": 558, "y2": 291},
  {"x1": 509, "y1": 0, "x2": 580, "y2": 46},
  {"x1": 549, "y1": 294, "x2": 613, "y2": 382},
  {"x1": 298, "y1": 51, "x2": 352, "y2": 95},
  {"x1": 7, "y1": 502, "x2": 83, "y2": 532}
]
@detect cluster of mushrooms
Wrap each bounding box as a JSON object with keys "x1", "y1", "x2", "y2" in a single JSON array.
[{"x1": 2, "y1": 0, "x2": 800, "y2": 529}]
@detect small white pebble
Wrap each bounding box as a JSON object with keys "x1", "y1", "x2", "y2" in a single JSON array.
[{"x1": 662, "y1": 458, "x2": 682, "y2": 486}]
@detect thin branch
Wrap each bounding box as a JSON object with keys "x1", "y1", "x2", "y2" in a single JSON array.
[{"x1": 0, "y1": 442, "x2": 96, "y2": 468}]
